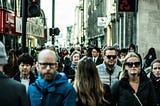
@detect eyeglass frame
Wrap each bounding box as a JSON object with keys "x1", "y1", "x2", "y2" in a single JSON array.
[
  {"x1": 106, "y1": 55, "x2": 117, "y2": 59},
  {"x1": 125, "y1": 62, "x2": 141, "y2": 68},
  {"x1": 38, "y1": 62, "x2": 57, "y2": 69}
]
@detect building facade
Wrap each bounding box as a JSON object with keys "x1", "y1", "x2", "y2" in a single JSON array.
[{"x1": 73, "y1": 0, "x2": 160, "y2": 58}]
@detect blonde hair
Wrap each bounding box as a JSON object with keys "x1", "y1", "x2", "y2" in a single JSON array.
[{"x1": 119, "y1": 52, "x2": 142, "y2": 79}]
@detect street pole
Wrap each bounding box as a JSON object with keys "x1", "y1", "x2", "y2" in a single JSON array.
[
  {"x1": 22, "y1": 0, "x2": 27, "y2": 53},
  {"x1": 52, "y1": 0, "x2": 55, "y2": 28},
  {"x1": 52, "y1": 0, "x2": 55, "y2": 44}
]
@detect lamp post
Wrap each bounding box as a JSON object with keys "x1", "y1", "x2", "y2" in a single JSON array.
[
  {"x1": 52, "y1": 0, "x2": 55, "y2": 44},
  {"x1": 22, "y1": 0, "x2": 27, "y2": 53}
]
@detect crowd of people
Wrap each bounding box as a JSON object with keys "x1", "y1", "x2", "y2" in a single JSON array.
[{"x1": 0, "y1": 41, "x2": 160, "y2": 106}]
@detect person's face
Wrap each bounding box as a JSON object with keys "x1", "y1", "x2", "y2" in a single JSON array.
[
  {"x1": 120, "y1": 52, "x2": 127, "y2": 59},
  {"x1": 152, "y1": 62, "x2": 160, "y2": 77},
  {"x1": 72, "y1": 53, "x2": 80, "y2": 64},
  {"x1": 92, "y1": 49, "x2": 99, "y2": 57},
  {"x1": 125, "y1": 56, "x2": 141, "y2": 77},
  {"x1": 19, "y1": 63, "x2": 32, "y2": 77},
  {"x1": 129, "y1": 47, "x2": 135, "y2": 52},
  {"x1": 38, "y1": 54, "x2": 58, "y2": 81},
  {"x1": 104, "y1": 50, "x2": 117, "y2": 66}
]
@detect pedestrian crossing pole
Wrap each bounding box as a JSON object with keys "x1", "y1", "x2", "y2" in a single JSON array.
[
  {"x1": 52, "y1": 0, "x2": 55, "y2": 45},
  {"x1": 22, "y1": 0, "x2": 27, "y2": 53}
]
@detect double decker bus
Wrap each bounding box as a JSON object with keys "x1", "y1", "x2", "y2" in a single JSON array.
[
  {"x1": 0, "y1": 0, "x2": 20, "y2": 52},
  {"x1": 0, "y1": 0, "x2": 47, "y2": 53}
]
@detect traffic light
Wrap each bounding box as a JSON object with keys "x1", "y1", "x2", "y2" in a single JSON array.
[
  {"x1": 118, "y1": 0, "x2": 137, "y2": 12},
  {"x1": 27, "y1": 0, "x2": 41, "y2": 17},
  {"x1": 49, "y1": 28, "x2": 60, "y2": 36}
]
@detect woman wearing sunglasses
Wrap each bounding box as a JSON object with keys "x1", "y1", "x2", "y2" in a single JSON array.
[{"x1": 111, "y1": 52, "x2": 157, "y2": 106}]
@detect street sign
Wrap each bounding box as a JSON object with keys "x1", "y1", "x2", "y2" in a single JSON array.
[{"x1": 97, "y1": 17, "x2": 107, "y2": 27}]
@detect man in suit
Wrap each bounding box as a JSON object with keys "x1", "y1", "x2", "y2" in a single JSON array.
[
  {"x1": 0, "y1": 41, "x2": 29, "y2": 106},
  {"x1": 91, "y1": 46, "x2": 103, "y2": 66}
]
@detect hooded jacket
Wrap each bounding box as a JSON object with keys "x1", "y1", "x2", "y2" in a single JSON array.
[{"x1": 28, "y1": 72, "x2": 76, "y2": 106}]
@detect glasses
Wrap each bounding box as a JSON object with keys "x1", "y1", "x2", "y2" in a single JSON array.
[
  {"x1": 125, "y1": 62, "x2": 141, "y2": 68},
  {"x1": 106, "y1": 55, "x2": 117, "y2": 59},
  {"x1": 39, "y1": 63, "x2": 57, "y2": 69},
  {"x1": 153, "y1": 67, "x2": 160, "y2": 70}
]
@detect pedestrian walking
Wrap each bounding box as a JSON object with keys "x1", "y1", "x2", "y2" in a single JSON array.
[
  {"x1": 0, "y1": 41, "x2": 29, "y2": 106},
  {"x1": 3, "y1": 49, "x2": 19, "y2": 78},
  {"x1": 90, "y1": 46, "x2": 103, "y2": 65},
  {"x1": 148, "y1": 59, "x2": 160, "y2": 105},
  {"x1": 128, "y1": 43, "x2": 136, "y2": 52},
  {"x1": 28, "y1": 49, "x2": 76, "y2": 106},
  {"x1": 63, "y1": 50, "x2": 81, "y2": 83},
  {"x1": 74, "y1": 57, "x2": 112, "y2": 106},
  {"x1": 142, "y1": 47, "x2": 157, "y2": 71},
  {"x1": 111, "y1": 52, "x2": 157, "y2": 106},
  {"x1": 96, "y1": 46, "x2": 122, "y2": 86},
  {"x1": 13, "y1": 53, "x2": 36, "y2": 92}
]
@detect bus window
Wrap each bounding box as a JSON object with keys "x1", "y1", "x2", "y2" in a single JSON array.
[
  {"x1": 0, "y1": 0, "x2": 2, "y2": 8},
  {"x1": 1, "y1": 0, "x2": 15, "y2": 11}
]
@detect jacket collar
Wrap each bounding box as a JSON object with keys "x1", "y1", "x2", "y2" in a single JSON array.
[{"x1": 0, "y1": 71, "x2": 8, "y2": 78}]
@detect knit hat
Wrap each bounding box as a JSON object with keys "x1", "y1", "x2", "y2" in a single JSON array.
[{"x1": 0, "y1": 41, "x2": 8, "y2": 65}]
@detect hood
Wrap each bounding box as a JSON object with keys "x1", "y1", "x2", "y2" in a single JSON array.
[{"x1": 35, "y1": 72, "x2": 68, "y2": 92}]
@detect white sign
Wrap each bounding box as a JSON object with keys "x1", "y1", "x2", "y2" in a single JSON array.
[{"x1": 97, "y1": 17, "x2": 107, "y2": 26}]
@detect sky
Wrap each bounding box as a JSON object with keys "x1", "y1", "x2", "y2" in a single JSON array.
[{"x1": 41, "y1": 0, "x2": 79, "y2": 36}]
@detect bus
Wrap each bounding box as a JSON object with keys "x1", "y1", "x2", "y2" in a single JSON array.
[
  {"x1": 0, "y1": 0, "x2": 47, "y2": 54},
  {"x1": 0, "y1": 0, "x2": 21, "y2": 52}
]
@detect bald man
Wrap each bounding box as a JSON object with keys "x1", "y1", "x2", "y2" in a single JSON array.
[{"x1": 28, "y1": 49, "x2": 76, "y2": 106}]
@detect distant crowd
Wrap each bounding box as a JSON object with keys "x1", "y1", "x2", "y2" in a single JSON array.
[{"x1": 0, "y1": 41, "x2": 159, "y2": 106}]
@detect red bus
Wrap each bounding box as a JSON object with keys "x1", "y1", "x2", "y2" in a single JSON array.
[{"x1": 0, "y1": 0, "x2": 21, "y2": 52}]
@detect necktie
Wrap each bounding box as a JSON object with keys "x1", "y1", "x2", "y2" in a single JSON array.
[{"x1": 94, "y1": 59, "x2": 96, "y2": 63}]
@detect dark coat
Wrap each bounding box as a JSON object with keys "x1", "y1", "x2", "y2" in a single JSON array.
[
  {"x1": 95, "y1": 57, "x2": 103, "y2": 66},
  {"x1": 111, "y1": 71, "x2": 157, "y2": 106},
  {"x1": 13, "y1": 70, "x2": 36, "y2": 85},
  {"x1": 150, "y1": 72, "x2": 160, "y2": 105},
  {"x1": 0, "y1": 71, "x2": 29, "y2": 106},
  {"x1": 88, "y1": 57, "x2": 103, "y2": 66}
]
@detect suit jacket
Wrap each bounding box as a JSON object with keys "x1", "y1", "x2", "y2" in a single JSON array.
[
  {"x1": 95, "y1": 57, "x2": 103, "y2": 65},
  {"x1": 90, "y1": 57, "x2": 103, "y2": 66},
  {"x1": 0, "y1": 71, "x2": 29, "y2": 106}
]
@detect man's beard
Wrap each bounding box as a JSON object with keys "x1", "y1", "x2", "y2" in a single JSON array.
[
  {"x1": 108, "y1": 64, "x2": 114, "y2": 68},
  {"x1": 41, "y1": 73, "x2": 54, "y2": 81}
]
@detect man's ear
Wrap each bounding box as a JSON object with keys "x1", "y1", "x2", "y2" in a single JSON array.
[
  {"x1": 55, "y1": 63, "x2": 58, "y2": 70},
  {"x1": 37, "y1": 64, "x2": 40, "y2": 72}
]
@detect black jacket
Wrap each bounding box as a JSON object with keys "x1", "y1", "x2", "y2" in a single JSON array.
[
  {"x1": 0, "y1": 72, "x2": 29, "y2": 106},
  {"x1": 111, "y1": 71, "x2": 157, "y2": 106},
  {"x1": 150, "y1": 72, "x2": 160, "y2": 105},
  {"x1": 13, "y1": 71, "x2": 36, "y2": 85}
]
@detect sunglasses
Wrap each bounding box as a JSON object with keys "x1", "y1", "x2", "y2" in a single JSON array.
[
  {"x1": 153, "y1": 67, "x2": 160, "y2": 70},
  {"x1": 106, "y1": 55, "x2": 117, "y2": 59},
  {"x1": 125, "y1": 62, "x2": 141, "y2": 68},
  {"x1": 39, "y1": 63, "x2": 57, "y2": 69}
]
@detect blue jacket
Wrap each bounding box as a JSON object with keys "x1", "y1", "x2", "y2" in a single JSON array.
[{"x1": 28, "y1": 72, "x2": 76, "y2": 106}]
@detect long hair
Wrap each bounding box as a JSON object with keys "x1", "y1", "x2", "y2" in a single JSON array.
[
  {"x1": 74, "y1": 57, "x2": 109, "y2": 106},
  {"x1": 8, "y1": 49, "x2": 18, "y2": 67}
]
